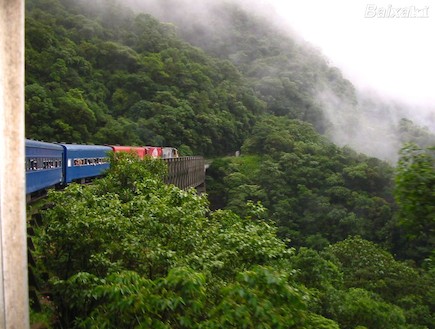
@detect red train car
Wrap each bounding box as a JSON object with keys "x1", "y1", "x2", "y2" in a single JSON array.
[
  {"x1": 111, "y1": 145, "x2": 178, "y2": 159},
  {"x1": 111, "y1": 146, "x2": 147, "y2": 159}
]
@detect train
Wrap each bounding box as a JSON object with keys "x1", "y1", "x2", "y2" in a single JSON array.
[{"x1": 25, "y1": 139, "x2": 179, "y2": 199}]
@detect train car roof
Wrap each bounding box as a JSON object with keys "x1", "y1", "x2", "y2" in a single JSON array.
[
  {"x1": 60, "y1": 144, "x2": 113, "y2": 151},
  {"x1": 111, "y1": 145, "x2": 145, "y2": 150},
  {"x1": 25, "y1": 139, "x2": 63, "y2": 150}
]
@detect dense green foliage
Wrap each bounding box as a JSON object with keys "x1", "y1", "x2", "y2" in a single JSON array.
[
  {"x1": 207, "y1": 116, "x2": 395, "y2": 249},
  {"x1": 32, "y1": 155, "x2": 434, "y2": 328},
  {"x1": 26, "y1": 0, "x2": 264, "y2": 155},
  {"x1": 34, "y1": 154, "x2": 323, "y2": 328}
]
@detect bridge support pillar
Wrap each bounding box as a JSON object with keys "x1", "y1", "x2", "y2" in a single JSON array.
[{"x1": 0, "y1": 0, "x2": 29, "y2": 328}]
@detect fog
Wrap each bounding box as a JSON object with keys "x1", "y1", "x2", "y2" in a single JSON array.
[
  {"x1": 271, "y1": 0, "x2": 435, "y2": 103},
  {"x1": 269, "y1": 1, "x2": 435, "y2": 125},
  {"x1": 267, "y1": 0, "x2": 435, "y2": 161}
]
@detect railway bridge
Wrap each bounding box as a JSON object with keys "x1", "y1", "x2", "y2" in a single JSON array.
[{"x1": 164, "y1": 156, "x2": 206, "y2": 193}]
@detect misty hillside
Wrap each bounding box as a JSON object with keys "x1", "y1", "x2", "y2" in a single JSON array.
[
  {"x1": 26, "y1": 0, "x2": 435, "y2": 161},
  {"x1": 128, "y1": 0, "x2": 355, "y2": 133},
  {"x1": 130, "y1": 0, "x2": 435, "y2": 162}
]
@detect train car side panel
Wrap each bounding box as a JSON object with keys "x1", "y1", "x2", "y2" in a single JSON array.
[
  {"x1": 111, "y1": 146, "x2": 147, "y2": 159},
  {"x1": 25, "y1": 140, "x2": 64, "y2": 194},
  {"x1": 61, "y1": 144, "x2": 112, "y2": 183}
]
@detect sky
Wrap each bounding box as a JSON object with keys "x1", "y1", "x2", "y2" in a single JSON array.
[{"x1": 266, "y1": 0, "x2": 435, "y2": 106}]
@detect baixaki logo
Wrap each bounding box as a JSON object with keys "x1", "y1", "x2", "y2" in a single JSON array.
[{"x1": 365, "y1": 4, "x2": 429, "y2": 18}]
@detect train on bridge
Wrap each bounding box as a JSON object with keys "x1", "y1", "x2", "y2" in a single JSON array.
[{"x1": 25, "y1": 139, "x2": 205, "y2": 199}]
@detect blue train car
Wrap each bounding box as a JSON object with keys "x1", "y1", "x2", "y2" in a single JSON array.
[
  {"x1": 61, "y1": 144, "x2": 112, "y2": 183},
  {"x1": 25, "y1": 139, "x2": 64, "y2": 194}
]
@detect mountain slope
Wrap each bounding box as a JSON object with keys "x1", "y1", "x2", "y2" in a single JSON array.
[
  {"x1": 133, "y1": 0, "x2": 435, "y2": 162},
  {"x1": 26, "y1": 0, "x2": 265, "y2": 155}
]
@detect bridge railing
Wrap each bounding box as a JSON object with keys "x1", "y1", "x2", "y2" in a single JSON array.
[{"x1": 164, "y1": 156, "x2": 205, "y2": 192}]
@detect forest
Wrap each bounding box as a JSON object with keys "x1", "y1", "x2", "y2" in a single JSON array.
[{"x1": 25, "y1": 0, "x2": 435, "y2": 328}]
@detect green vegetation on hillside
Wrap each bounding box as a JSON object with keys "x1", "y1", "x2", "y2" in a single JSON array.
[
  {"x1": 33, "y1": 154, "x2": 325, "y2": 328},
  {"x1": 147, "y1": 0, "x2": 355, "y2": 134},
  {"x1": 25, "y1": 0, "x2": 434, "y2": 327},
  {"x1": 207, "y1": 116, "x2": 395, "y2": 249},
  {"x1": 26, "y1": 0, "x2": 264, "y2": 155},
  {"x1": 31, "y1": 154, "x2": 434, "y2": 328}
]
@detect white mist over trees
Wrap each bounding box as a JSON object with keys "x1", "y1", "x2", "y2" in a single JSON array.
[{"x1": 122, "y1": 0, "x2": 434, "y2": 162}]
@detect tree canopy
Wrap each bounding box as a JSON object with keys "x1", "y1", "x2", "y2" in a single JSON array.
[{"x1": 30, "y1": 154, "x2": 435, "y2": 328}]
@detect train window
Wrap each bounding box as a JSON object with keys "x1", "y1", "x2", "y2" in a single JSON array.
[
  {"x1": 72, "y1": 157, "x2": 109, "y2": 166},
  {"x1": 25, "y1": 157, "x2": 62, "y2": 172}
]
